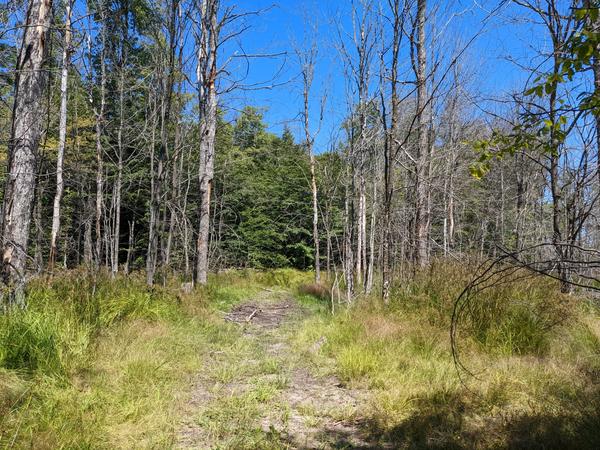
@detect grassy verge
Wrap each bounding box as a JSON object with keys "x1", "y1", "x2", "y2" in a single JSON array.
[
  {"x1": 0, "y1": 269, "x2": 311, "y2": 449},
  {"x1": 294, "y1": 264, "x2": 600, "y2": 449}
]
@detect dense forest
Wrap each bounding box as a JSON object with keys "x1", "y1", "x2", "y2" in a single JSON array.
[
  {"x1": 0, "y1": 0, "x2": 599, "y2": 448},
  {"x1": 1, "y1": 0, "x2": 600, "y2": 297}
]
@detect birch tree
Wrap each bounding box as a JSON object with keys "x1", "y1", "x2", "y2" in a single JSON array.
[
  {"x1": 297, "y1": 40, "x2": 322, "y2": 283},
  {"x1": 49, "y1": 0, "x2": 73, "y2": 268}
]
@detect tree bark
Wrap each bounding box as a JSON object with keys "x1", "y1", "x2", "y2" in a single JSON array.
[
  {"x1": 111, "y1": 62, "x2": 125, "y2": 278},
  {"x1": 344, "y1": 164, "x2": 354, "y2": 302},
  {"x1": 93, "y1": 7, "x2": 107, "y2": 270},
  {"x1": 49, "y1": 0, "x2": 73, "y2": 269},
  {"x1": 147, "y1": 0, "x2": 178, "y2": 285},
  {"x1": 124, "y1": 220, "x2": 135, "y2": 274},
  {"x1": 300, "y1": 46, "x2": 321, "y2": 283},
  {"x1": 365, "y1": 174, "x2": 377, "y2": 294},
  {"x1": 195, "y1": 0, "x2": 218, "y2": 285},
  {"x1": 84, "y1": 193, "x2": 93, "y2": 266},
  {"x1": 1, "y1": 0, "x2": 53, "y2": 306},
  {"x1": 382, "y1": 0, "x2": 402, "y2": 303},
  {"x1": 414, "y1": 0, "x2": 429, "y2": 268}
]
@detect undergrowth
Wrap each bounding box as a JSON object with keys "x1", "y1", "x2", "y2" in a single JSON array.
[
  {"x1": 0, "y1": 269, "x2": 270, "y2": 449},
  {"x1": 294, "y1": 262, "x2": 600, "y2": 449},
  {"x1": 1, "y1": 265, "x2": 598, "y2": 449}
]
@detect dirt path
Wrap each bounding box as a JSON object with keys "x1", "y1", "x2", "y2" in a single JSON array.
[{"x1": 176, "y1": 290, "x2": 386, "y2": 449}]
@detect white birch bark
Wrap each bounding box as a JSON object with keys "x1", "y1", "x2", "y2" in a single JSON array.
[{"x1": 49, "y1": 0, "x2": 73, "y2": 268}]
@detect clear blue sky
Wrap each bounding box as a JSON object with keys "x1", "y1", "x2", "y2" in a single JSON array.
[
  {"x1": 51, "y1": 0, "x2": 553, "y2": 152},
  {"x1": 218, "y1": 0, "x2": 548, "y2": 152}
]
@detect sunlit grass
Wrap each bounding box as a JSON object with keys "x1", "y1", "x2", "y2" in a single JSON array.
[
  {"x1": 0, "y1": 269, "x2": 266, "y2": 449},
  {"x1": 293, "y1": 264, "x2": 600, "y2": 448},
  {"x1": 1, "y1": 266, "x2": 598, "y2": 448}
]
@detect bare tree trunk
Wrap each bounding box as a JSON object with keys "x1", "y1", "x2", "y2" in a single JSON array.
[
  {"x1": 365, "y1": 175, "x2": 377, "y2": 294},
  {"x1": 547, "y1": 14, "x2": 569, "y2": 293},
  {"x1": 382, "y1": 0, "x2": 403, "y2": 303},
  {"x1": 33, "y1": 176, "x2": 45, "y2": 275},
  {"x1": 355, "y1": 183, "x2": 362, "y2": 288},
  {"x1": 1, "y1": 0, "x2": 53, "y2": 306},
  {"x1": 414, "y1": 0, "x2": 429, "y2": 267},
  {"x1": 357, "y1": 173, "x2": 366, "y2": 285},
  {"x1": 93, "y1": 10, "x2": 107, "y2": 270},
  {"x1": 124, "y1": 220, "x2": 135, "y2": 274},
  {"x1": 182, "y1": 145, "x2": 193, "y2": 277},
  {"x1": 514, "y1": 154, "x2": 526, "y2": 249},
  {"x1": 448, "y1": 171, "x2": 455, "y2": 249},
  {"x1": 166, "y1": 8, "x2": 185, "y2": 270},
  {"x1": 298, "y1": 44, "x2": 321, "y2": 283},
  {"x1": 49, "y1": 0, "x2": 73, "y2": 269},
  {"x1": 111, "y1": 66, "x2": 125, "y2": 278},
  {"x1": 325, "y1": 220, "x2": 332, "y2": 275},
  {"x1": 344, "y1": 164, "x2": 354, "y2": 302},
  {"x1": 195, "y1": 0, "x2": 218, "y2": 285},
  {"x1": 165, "y1": 122, "x2": 181, "y2": 268},
  {"x1": 146, "y1": 90, "x2": 158, "y2": 281},
  {"x1": 147, "y1": 0, "x2": 178, "y2": 285},
  {"x1": 310, "y1": 155, "x2": 320, "y2": 282},
  {"x1": 84, "y1": 194, "x2": 93, "y2": 266}
]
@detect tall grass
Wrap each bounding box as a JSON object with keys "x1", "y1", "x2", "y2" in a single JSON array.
[
  {"x1": 0, "y1": 268, "x2": 312, "y2": 448},
  {"x1": 0, "y1": 271, "x2": 181, "y2": 378},
  {"x1": 294, "y1": 262, "x2": 600, "y2": 448},
  {"x1": 1, "y1": 265, "x2": 598, "y2": 448},
  {"x1": 0, "y1": 270, "x2": 203, "y2": 448}
]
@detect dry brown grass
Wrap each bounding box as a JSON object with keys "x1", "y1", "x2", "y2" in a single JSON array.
[{"x1": 298, "y1": 282, "x2": 331, "y2": 301}]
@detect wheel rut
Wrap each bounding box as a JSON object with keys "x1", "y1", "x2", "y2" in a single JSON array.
[{"x1": 176, "y1": 291, "x2": 389, "y2": 449}]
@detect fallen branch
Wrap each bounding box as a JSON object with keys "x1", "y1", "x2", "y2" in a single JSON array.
[{"x1": 246, "y1": 308, "x2": 259, "y2": 322}]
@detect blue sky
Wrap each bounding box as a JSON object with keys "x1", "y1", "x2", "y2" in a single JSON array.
[
  {"x1": 216, "y1": 0, "x2": 548, "y2": 152},
  {"x1": 8, "y1": 0, "x2": 555, "y2": 152}
]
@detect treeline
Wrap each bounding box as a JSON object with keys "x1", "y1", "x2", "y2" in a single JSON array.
[{"x1": 1, "y1": 0, "x2": 600, "y2": 306}]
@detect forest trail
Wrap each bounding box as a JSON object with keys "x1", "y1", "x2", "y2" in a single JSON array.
[{"x1": 176, "y1": 290, "x2": 386, "y2": 449}]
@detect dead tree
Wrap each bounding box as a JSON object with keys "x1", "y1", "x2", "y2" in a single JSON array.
[
  {"x1": 338, "y1": 0, "x2": 377, "y2": 297},
  {"x1": 92, "y1": 2, "x2": 107, "y2": 270},
  {"x1": 413, "y1": 0, "x2": 430, "y2": 267},
  {"x1": 195, "y1": 0, "x2": 218, "y2": 285},
  {"x1": 297, "y1": 37, "x2": 323, "y2": 283},
  {"x1": 147, "y1": 0, "x2": 180, "y2": 286},
  {"x1": 381, "y1": 0, "x2": 406, "y2": 302}
]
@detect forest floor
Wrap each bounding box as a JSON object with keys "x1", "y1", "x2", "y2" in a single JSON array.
[{"x1": 176, "y1": 289, "x2": 388, "y2": 449}]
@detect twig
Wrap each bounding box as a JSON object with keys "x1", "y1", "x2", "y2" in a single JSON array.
[{"x1": 246, "y1": 309, "x2": 259, "y2": 322}]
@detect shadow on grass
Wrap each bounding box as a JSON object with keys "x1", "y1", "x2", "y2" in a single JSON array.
[{"x1": 283, "y1": 387, "x2": 600, "y2": 450}]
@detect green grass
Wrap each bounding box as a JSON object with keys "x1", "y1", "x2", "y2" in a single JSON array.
[
  {"x1": 293, "y1": 264, "x2": 600, "y2": 449},
  {"x1": 0, "y1": 270, "x2": 260, "y2": 449},
  {"x1": 1, "y1": 266, "x2": 598, "y2": 449}
]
